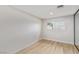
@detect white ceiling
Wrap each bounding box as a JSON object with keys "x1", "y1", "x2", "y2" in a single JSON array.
[{"x1": 12, "y1": 5, "x2": 79, "y2": 19}]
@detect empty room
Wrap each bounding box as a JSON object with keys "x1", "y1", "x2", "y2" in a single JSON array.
[{"x1": 0, "y1": 5, "x2": 79, "y2": 54}]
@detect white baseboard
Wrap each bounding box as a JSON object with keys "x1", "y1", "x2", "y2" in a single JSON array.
[
  {"x1": 7, "y1": 38, "x2": 74, "y2": 53},
  {"x1": 8, "y1": 39, "x2": 40, "y2": 54},
  {"x1": 42, "y1": 38, "x2": 74, "y2": 45}
]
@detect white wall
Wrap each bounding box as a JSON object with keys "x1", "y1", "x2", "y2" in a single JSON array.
[
  {"x1": 0, "y1": 6, "x2": 42, "y2": 53},
  {"x1": 42, "y1": 15, "x2": 74, "y2": 44}
]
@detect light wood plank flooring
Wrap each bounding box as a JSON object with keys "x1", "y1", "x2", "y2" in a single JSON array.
[{"x1": 17, "y1": 39, "x2": 79, "y2": 54}]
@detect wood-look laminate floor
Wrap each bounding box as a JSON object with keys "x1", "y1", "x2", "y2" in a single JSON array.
[{"x1": 17, "y1": 39, "x2": 79, "y2": 54}]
